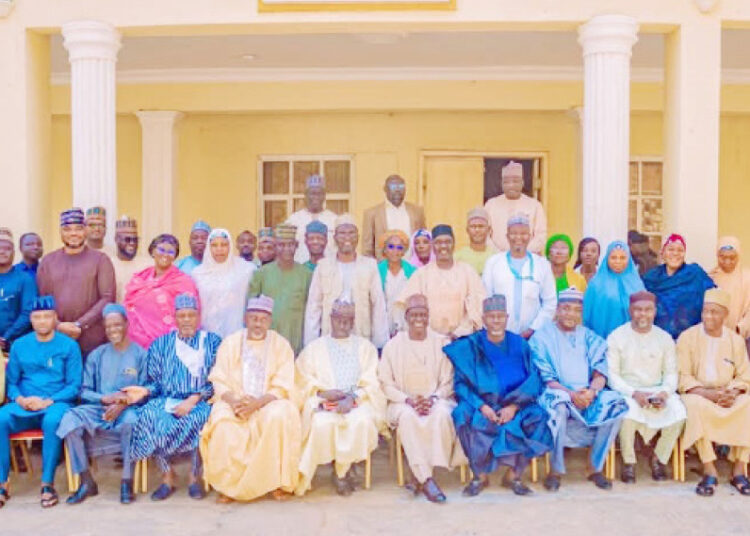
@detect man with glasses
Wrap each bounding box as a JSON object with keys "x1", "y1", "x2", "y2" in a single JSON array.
[
  {"x1": 110, "y1": 217, "x2": 151, "y2": 302},
  {"x1": 85, "y1": 206, "x2": 113, "y2": 255},
  {"x1": 455, "y1": 207, "x2": 498, "y2": 276},
  {"x1": 362, "y1": 174, "x2": 425, "y2": 260}
]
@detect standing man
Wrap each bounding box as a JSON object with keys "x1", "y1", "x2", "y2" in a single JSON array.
[
  {"x1": 397, "y1": 224, "x2": 485, "y2": 340},
  {"x1": 362, "y1": 174, "x2": 425, "y2": 260},
  {"x1": 0, "y1": 228, "x2": 37, "y2": 354},
  {"x1": 286, "y1": 174, "x2": 337, "y2": 264},
  {"x1": 236, "y1": 230, "x2": 258, "y2": 265},
  {"x1": 483, "y1": 214, "x2": 556, "y2": 339},
  {"x1": 256, "y1": 227, "x2": 277, "y2": 266},
  {"x1": 304, "y1": 214, "x2": 388, "y2": 349},
  {"x1": 85, "y1": 206, "x2": 111, "y2": 254},
  {"x1": 248, "y1": 224, "x2": 312, "y2": 355},
  {"x1": 176, "y1": 220, "x2": 211, "y2": 275},
  {"x1": 303, "y1": 221, "x2": 328, "y2": 271},
  {"x1": 37, "y1": 208, "x2": 116, "y2": 356},
  {"x1": 14, "y1": 232, "x2": 44, "y2": 276},
  {"x1": 607, "y1": 290, "x2": 686, "y2": 483},
  {"x1": 110, "y1": 217, "x2": 151, "y2": 302},
  {"x1": 484, "y1": 162, "x2": 547, "y2": 254},
  {"x1": 454, "y1": 207, "x2": 497, "y2": 276}
]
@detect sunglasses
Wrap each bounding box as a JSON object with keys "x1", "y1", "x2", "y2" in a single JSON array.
[
  {"x1": 121, "y1": 236, "x2": 139, "y2": 244},
  {"x1": 387, "y1": 184, "x2": 406, "y2": 191},
  {"x1": 155, "y1": 245, "x2": 176, "y2": 257},
  {"x1": 386, "y1": 244, "x2": 405, "y2": 251}
]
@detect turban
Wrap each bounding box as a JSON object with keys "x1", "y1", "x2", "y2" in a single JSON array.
[
  {"x1": 467, "y1": 207, "x2": 489, "y2": 223},
  {"x1": 115, "y1": 216, "x2": 138, "y2": 232},
  {"x1": 331, "y1": 299, "x2": 355, "y2": 316},
  {"x1": 501, "y1": 161, "x2": 523, "y2": 179},
  {"x1": 306, "y1": 174, "x2": 325, "y2": 190},
  {"x1": 558, "y1": 288, "x2": 584, "y2": 304},
  {"x1": 274, "y1": 224, "x2": 297, "y2": 240},
  {"x1": 431, "y1": 224, "x2": 453, "y2": 239},
  {"x1": 60, "y1": 208, "x2": 85, "y2": 226},
  {"x1": 507, "y1": 213, "x2": 530, "y2": 227},
  {"x1": 191, "y1": 220, "x2": 211, "y2": 234},
  {"x1": 174, "y1": 293, "x2": 198, "y2": 311},
  {"x1": 32, "y1": 295, "x2": 56, "y2": 312},
  {"x1": 306, "y1": 221, "x2": 328, "y2": 236},
  {"x1": 378, "y1": 229, "x2": 410, "y2": 253},
  {"x1": 0, "y1": 227, "x2": 13, "y2": 245},
  {"x1": 404, "y1": 293, "x2": 429, "y2": 312},
  {"x1": 662, "y1": 233, "x2": 686, "y2": 251},
  {"x1": 335, "y1": 214, "x2": 357, "y2": 230},
  {"x1": 704, "y1": 288, "x2": 731, "y2": 310},
  {"x1": 717, "y1": 236, "x2": 741, "y2": 255},
  {"x1": 246, "y1": 295, "x2": 274, "y2": 314},
  {"x1": 483, "y1": 294, "x2": 507, "y2": 312},
  {"x1": 258, "y1": 227, "x2": 275, "y2": 244},
  {"x1": 629, "y1": 290, "x2": 656, "y2": 305},
  {"x1": 208, "y1": 228, "x2": 230, "y2": 242},
  {"x1": 102, "y1": 303, "x2": 127, "y2": 319}
]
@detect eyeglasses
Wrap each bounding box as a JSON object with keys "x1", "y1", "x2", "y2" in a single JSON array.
[
  {"x1": 386, "y1": 244, "x2": 405, "y2": 251},
  {"x1": 121, "y1": 236, "x2": 139, "y2": 244},
  {"x1": 387, "y1": 184, "x2": 406, "y2": 191},
  {"x1": 155, "y1": 245, "x2": 176, "y2": 257}
]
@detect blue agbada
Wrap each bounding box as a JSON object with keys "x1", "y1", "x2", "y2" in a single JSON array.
[
  {"x1": 582, "y1": 240, "x2": 644, "y2": 339},
  {"x1": 444, "y1": 330, "x2": 553, "y2": 476},
  {"x1": 643, "y1": 262, "x2": 715, "y2": 339}
]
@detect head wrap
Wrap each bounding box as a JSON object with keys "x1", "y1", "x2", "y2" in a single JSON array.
[
  {"x1": 331, "y1": 300, "x2": 355, "y2": 316},
  {"x1": 274, "y1": 224, "x2": 297, "y2": 240},
  {"x1": 558, "y1": 288, "x2": 584, "y2": 304},
  {"x1": 335, "y1": 214, "x2": 357, "y2": 230},
  {"x1": 246, "y1": 295, "x2": 274, "y2": 314},
  {"x1": 507, "y1": 213, "x2": 530, "y2": 227},
  {"x1": 32, "y1": 295, "x2": 56, "y2": 312},
  {"x1": 60, "y1": 208, "x2": 85, "y2": 227},
  {"x1": 717, "y1": 236, "x2": 741, "y2": 255},
  {"x1": 466, "y1": 207, "x2": 489, "y2": 223},
  {"x1": 306, "y1": 221, "x2": 328, "y2": 236},
  {"x1": 378, "y1": 229, "x2": 410, "y2": 253},
  {"x1": 85, "y1": 206, "x2": 106, "y2": 223},
  {"x1": 483, "y1": 294, "x2": 507, "y2": 312},
  {"x1": 208, "y1": 228, "x2": 230, "y2": 242},
  {"x1": 115, "y1": 216, "x2": 138, "y2": 232},
  {"x1": 174, "y1": 293, "x2": 198, "y2": 311},
  {"x1": 102, "y1": 302, "x2": 127, "y2": 319},
  {"x1": 148, "y1": 234, "x2": 180, "y2": 258},
  {"x1": 629, "y1": 290, "x2": 656, "y2": 305},
  {"x1": 191, "y1": 220, "x2": 211, "y2": 234},
  {"x1": 704, "y1": 288, "x2": 731, "y2": 310},
  {"x1": 409, "y1": 229, "x2": 435, "y2": 267},
  {"x1": 404, "y1": 293, "x2": 428, "y2": 312},
  {"x1": 258, "y1": 227, "x2": 275, "y2": 244},
  {"x1": 0, "y1": 227, "x2": 13, "y2": 245},
  {"x1": 545, "y1": 233, "x2": 574, "y2": 259},
  {"x1": 662, "y1": 233, "x2": 686, "y2": 251},
  {"x1": 501, "y1": 161, "x2": 523, "y2": 179},
  {"x1": 306, "y1": 174, "x2": 325, "y2": 190},
  {"x1": 431, "y1": 224, "x2": 453, "y2": 239}
]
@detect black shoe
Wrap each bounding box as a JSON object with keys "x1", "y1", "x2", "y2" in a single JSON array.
[
  {"x1": 150, "y1": 483, "x2": 176, "y2": 501},
  {"x1": 66, "y1": 481, "x2": 99, "y2": 505},
  {"x1": 120, "y1": 480, "x2": 135, "y2": 504},
  {"x1": 188, "y1": 482, "x2": 206, "y2": 500},
  {"x1": 462, "y1": 478, "x2": 488, "y2": 497},
  {"x1": 333, "y1": 474, "x2": 353, "y2": 496},
  {"x1": 650, "y1": 457, "x2": 667, "y2": 481},
  {"x1": 621, "y1": 463, "x2": 636, "y2": 483},
  {"x1": 588, "y1": 472, "x2": 612, "y2": 490},
  {"x1": 503, "y1": 477, "x2": 533, "y2": 496},
  {"x1": 543, "y1": 474, "x2": 560, "y2": 492}
]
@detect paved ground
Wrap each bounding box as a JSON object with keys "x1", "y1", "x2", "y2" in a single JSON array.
[{"x1": 3, "y1": 445, "x2": 750, "y2": 536}]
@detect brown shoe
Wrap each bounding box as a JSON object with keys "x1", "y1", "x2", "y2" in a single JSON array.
[
  {"x1": 421, "y1": 478, "x2": 446, "y2": 503},
  {"x1": 650, "y1": 456, "x2": 667, "y2": 481},
  {"x1": 621, "y1": 463, "x2": 636, "y2": 483}
]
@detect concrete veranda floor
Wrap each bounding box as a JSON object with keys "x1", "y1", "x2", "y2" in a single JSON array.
[{"x1": 3, "y1": 444, "x2": 750, "y2": 536}]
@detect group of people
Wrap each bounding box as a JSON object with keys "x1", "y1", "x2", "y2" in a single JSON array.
[{"x1": 1, "y1": 161, "x2": 750, "y2": 509}]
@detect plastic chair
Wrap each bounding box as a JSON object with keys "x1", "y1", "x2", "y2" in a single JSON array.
[{"x1": 9, "y1": 429, "x2": 76, "y2": 493}]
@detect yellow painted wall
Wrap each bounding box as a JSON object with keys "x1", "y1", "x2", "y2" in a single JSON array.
[{"x1": 719, "y1": 115, "x2": 750, "y2": 251}]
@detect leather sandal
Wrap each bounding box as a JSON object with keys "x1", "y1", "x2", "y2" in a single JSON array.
[
  {"x1": 730, "y1": 474, "x2": 750, "y2": 496},
  {"x1": 503, "y1": 477, "x2": 532, "y2": 496},
  {"x1": 40, "y1": 485, "x2": 58, "y2": 508},
  {"x1": 462, "y1": 477, "x2": 488, "y2": 497},
  {"x1": 150, "y1": 483, "x2": 176, "y2": 501},
  {"x1": 650, "y1": 456, "x2": 667, "y2": 481},
  {"x1": 621, "y1": 464, "x2": 636, "y2": 483},
  {"x1": 543, "y1": 474, "x2": 561, "y2": 492},
  {"x1": 0, "y1": 486, "x2": 9, "y2": 508},
  {"x1": 422, "y1": 478, "x2": 446, "y2": 503},
  {"x1": 404, "y1": 477, "x2": 421, "y2": 496},
  {"x1": 695, "y1": 475, "x2": 718, "y2": 497}
]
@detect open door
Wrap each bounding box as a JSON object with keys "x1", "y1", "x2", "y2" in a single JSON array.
[{"x1": 423, "y1": 155, "x2": 485, "y2": 250}]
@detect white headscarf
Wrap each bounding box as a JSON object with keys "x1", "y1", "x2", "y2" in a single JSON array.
[{"x1": 192, "y1": 228, "x2": 256, "y2": 338}]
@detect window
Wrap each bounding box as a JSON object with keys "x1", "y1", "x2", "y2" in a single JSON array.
[
  {"x1": 629, "y1": 158, "x2": 663, "y2": 252},
  {"x1": 259, "y1": 155, "x2": 353, "y2": 228}
]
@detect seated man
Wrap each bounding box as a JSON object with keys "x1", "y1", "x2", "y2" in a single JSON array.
[
  {"x1": 678, "y1": 288, "x2": 750, "y2": 497},
  {"x1": 295, "y1": 300, "x2": 386, "y2": 496},
  {"x1": 200, "y1": 296, "x2": 301, "y2": 503},
  {"x1": 530, "y1": 289, "x2": 627, "y2": 491},
  {"x1": 445, "y1": 294, "x2": 553, "y2": 497},
  {"x1": 127, "y1": 293, "x2": 221, "y2": 501},
  {"x1": 57, "y1": 303, "x2": 147, "y2": 505},
  {"x1": 0, "y1": 296, "x2": 82, "y2": 508},
  {"x1": 378, "y1": 294, "x2": 463, "y2": 503},
  {"x1": 607, "y1": 290, "x2": 686, "y2": 483}
]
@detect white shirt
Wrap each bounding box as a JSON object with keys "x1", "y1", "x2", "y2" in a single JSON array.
[
  {"x1": 286, "y1": 208, "x2": 338, "y2": 264},
  {"x1": 385, "y1": 199, "x2": 412, "y2": 254}
]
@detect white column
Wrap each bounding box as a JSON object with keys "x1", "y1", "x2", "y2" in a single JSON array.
[
  {"x1": 136, "y1": 111, "x2": 183, "y2": 241},
  {"x1": 663, "y1": 19, "x2": 721, "y2": 267},
  {"x1": 578, "y1": 15, "x2": 638, "y2": 248},
  {"x1": 62, "y1": 20, "x2": 121, "y2": 239}
]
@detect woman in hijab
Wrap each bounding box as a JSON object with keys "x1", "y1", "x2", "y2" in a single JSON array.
[
  {"x1": 709, "y1": 236, "x2": 750, "y2": 338},
  {"x1": 643, "y1": 234, "x2": 715, "y2": 339},
  {"x1": 192, "y1": 229, "x2": 256, "y2": 338},
  {"x1": 583, "y1": 240, "x2": 644, "y2": 339},
  {"x1": 409, "y1": 228, "x2": 435, "y2": 268},
  {"x1": 573, "y1": 237, "x2": 600, "y2": 284},
  {"x1": 545, "y1": 233, "x2": 587, "y2": 294}
]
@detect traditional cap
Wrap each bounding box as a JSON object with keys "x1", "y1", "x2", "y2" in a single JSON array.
[
  {"x1": 306, "y1": 174, "x2": 325, "y2": 190},
  {"x1": 431, "y1": 224, "x2": 453, "y2": 239},
  {"x1": 0, "y1": 227, "x2": 13, "y2": 245},
  {"x1": 335, "y1": 214, "x2": 357, "y2": 230},
  {"x1": 704, "y1": 288, "x2": 731, "y2": 310},
  {"x1": 331, "y1": 299, "x2": 355, "y2": 316},
  {"x1": 274, "y1": 224, "x2": 297, "y2": 240},
  {"x1": 246, "y1": 295, "x2": 274, "y2": 314},
  {"x1": 404, "y1": 293, "x2": 428, "y2": 312},
  {"x1": 32, "y1": 295, "x2": 56, "y2": 312},
  {"x1": 208, "y1": 228, "x2": 230, "y2": 243},
  {"x1": 662, "y1": 233, "x2": 686, "y2": 251},
  {"x1": 102, "y1": 302, "x2": 127, "y2": 319},
  {"x1": 483, "y1": 294, "x2": 507, "y2": 313},
  {"x1": 305, "y1": 220, "x2": 328, "y2": 236},
  {"x1": 258, "y1": 227, "x2": 274, "y2": 244},
  {"x1": 115, "y1": 216, "x2": 138, "y2": 231},
  {"x1": 174, "y1": 293, "x2": 198, "y2": 311},
  {"x1": 501, "y1": 161, "x2": 523, "y2": 179},
  {"x1": 558, "y1": 288, "x2": 584, "y2": 304},
  {"x1": 718, "y1": 236, "x2": 741, "y2": 254},
  {"x1": 467, "y1": 207, "x2": 489, "y2": 223},
  {"x1": 378, "y1": 229, "x2": 410, "y2": 253},
  {"x1": 86, "y1": 206, "x2": 107, "y2": 220},
  {"x1": 191, "y1": 220, "x2": 211, "y2": 234},
  {"x1": 629, "y1": 290, "x2": 656, "y2": 305},
  {"x1": 507, "y1": 213, "x2": 530, "y2": 227},
  {"x1": 60, "y1": 208, "x2": 85, "y2": 226}
]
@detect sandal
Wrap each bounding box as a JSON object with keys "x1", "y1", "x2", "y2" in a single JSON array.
[
  {"x1": 0, "y1": 486, "x2": 9, "y2": 508},
  {"x1": 462, "y1": 477, "x2": 488, "y2": 497},
  {"x1": 730, "y1": 474, "x2": 750, "y2": 496},
  {"x1": 40, "y1": 485, "x2": 58, "y2": 508},
  {"x1": 696, "y1": 475, "x2": 718, "y2": 497}
]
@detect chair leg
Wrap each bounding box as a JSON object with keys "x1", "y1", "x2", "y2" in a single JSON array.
[
  {"x1": 672, "y1": 439, "x2": 680, "y2": 482},
  {"x1": 531, "y1": 457, "x2": 538, "y2": 483},
  {"x1": 544, "y1": 452, "x2": 550, "y2": 476},
  {"x1": 9, "y1": 443, "x2": 19, "y2": 476},
  {"x1": 141, "y1": 459, "x2": 148, "y2": 494},
  {"x1": 395, "y1": 432, "x2": 404, "y2": 487},
  {"x1": 365, "y1": 452, "x2": 371, "y2": 490},
  {"x1": 64, "y1": 445, "x2": 76, "y2": 493},
  {"x1": 20, "y1": 442, "x2": 33, "y2": 478},
  {"x1": 133, "y1": 460, "x2": 140, "y2": 493},
  {"x1": 680, "y1": 442, "x2": 686, "y2": 482},
  {"x1": 459, "y1": 464, "x2": 466, "y2": 485},
  {"x1": 388, "y1": 435, "x2": 395, "y2": 467},
  {"x1": 609, "y1": 444, "x2": 617, "y2": 480}
]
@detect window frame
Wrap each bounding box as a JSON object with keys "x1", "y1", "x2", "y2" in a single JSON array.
[{"x1": 628, "y1": 156, "x2": 664, "y2": 249}]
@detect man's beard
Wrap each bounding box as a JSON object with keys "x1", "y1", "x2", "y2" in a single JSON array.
[
  {"x1": 63, "y1": 237, "x2": 85, "y2": 249},
  {"x1": 118, "y1": 245, "x2": 137, "y2": 260}
]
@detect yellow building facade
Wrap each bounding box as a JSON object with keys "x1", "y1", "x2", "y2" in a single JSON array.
[{"x1": 2, "y1": 0, "x2": 750, "y2": 266}]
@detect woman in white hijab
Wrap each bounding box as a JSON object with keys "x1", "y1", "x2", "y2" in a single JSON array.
[{"x1": 193, "y1": 228, "x2": 256, "y2": 338}]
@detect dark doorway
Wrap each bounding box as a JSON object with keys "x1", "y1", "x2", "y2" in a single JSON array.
[{"x1": 483, "y1": 158, "x2": 537, "y2": 204}]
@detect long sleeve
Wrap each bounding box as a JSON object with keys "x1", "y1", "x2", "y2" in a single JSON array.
[
  {"x1": 77, "y1": 254, "x2": 116, "y2": 331},
  {"x1": 196, "y1": 333, "x2": 220, "y2": 401},
  {"x1": 267, "y1": 334, "x2": 296, "y2": 400},
  {"x1": 143, "y1": 341, "x2": 163, "y2": 398},
  {"x1": 454, "y1": 265, "x2": 485, "y2": 337},
  {"x1": 6, "y1": 343, "x2": 22, "y2": 401},
  {"x1": 503, "y1": 342, "x2": 543, "y2": 408},
  {"x1": 80, "y1": 347, "x2": 103, "y2": 404},
  {"x1": 728, "y1": 332, "x2": 750, "y2": 392},
  {"x1": 369, "y1": 267, "x2": 389, "y2": 349},
  {"x1": 658, "y1": 337, "x2": 679, "y2": 393},
  {"x1": 434, "y1": 351, "x2": 454, "y2": 400},
  {"x1": 36, "y1": 257, "x2": 51, "y2": 296},
  {"x1": 605, "y1": 332, "x2": 634, "y2": 397},
  {"x1": 531, "y1": 263, "x2": 558, "y2": 332},
  {"x1": 207, "y1": 335, "x2": 238, "y2": 401},
  {"x1": 377, "y1": 342, "x2": 409, "y2": 404},
  {"x1": 247, "y1": 268, "x2": 263, "y2": 299},
  {"x1": 2, "y1": 272, "x2": 37, "y2": 341},
  {"x1": 49, "y1": 341, "x2": 82, "y2": 403},
  {"x1": 482, "y1": 255, "x2": 498, "y2": 296},
  {"x1": 677, "y1": 329, "x2": 702, "y2": 393},
  {"x1": 361, "y1": 207, "x2": 376, "y2": 258},
  {"x1": 303, "y1": 267, "x2": 324, "y2": 346},
  {"x1": 453, "y1": 363, "x2": 485, "y2": 411},
  {"x1": 528, "y1": 201, "x2": 548, "y2": 255}
]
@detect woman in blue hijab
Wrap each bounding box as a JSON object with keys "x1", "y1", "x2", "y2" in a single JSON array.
[{"x1": 583, "y1": 240, "x2": 645, "y2": 339}]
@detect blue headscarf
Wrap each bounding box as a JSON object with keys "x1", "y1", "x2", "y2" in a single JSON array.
[{"x1": 583, "y1": 240, "x2": 645, "y2": 339}]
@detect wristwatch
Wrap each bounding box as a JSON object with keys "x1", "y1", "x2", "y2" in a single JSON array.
[{"x1": 74, "y1": 321, "x2": 82, "y2": 329}]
